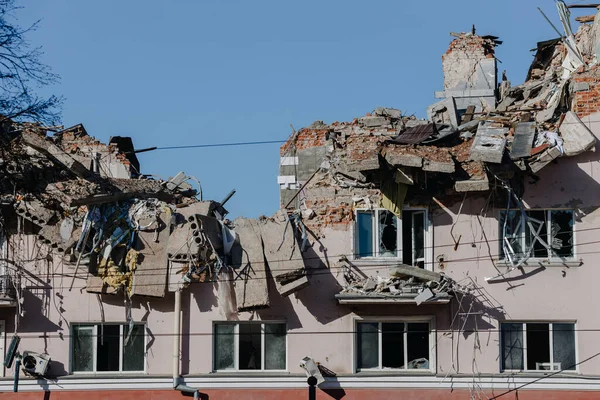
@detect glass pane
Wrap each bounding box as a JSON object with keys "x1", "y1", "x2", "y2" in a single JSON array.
[
  {"x1": 407, "y1": 323, "x2": 429, "y2": 369},
  {"x1": 214, "y1": 324, "x2": 235, "y2": 370},
  {"x1": 500, "y1": 210, "x2": 524, "y2": 259},
  {"x1": 123, "y1": 324, "x2": 145, "y2": 371},
  {"x1": 357, "y1": 322, "x2": 378, "y2": 369},
  {"x1": 72, "y1": 325, "x2": 93, "y2": 372},
  {"x1": 550, "y1": 210, "x2": 574, "y2": 258},
  {"x1": 382, "y1": 323, "x2": 404, "y2": 368},
  {"x1": 97, "y1": 325, "x2": 120, "y2": 372},
  {"x1": 526, "y1": 323, "x2": 550, "y2": 370},
  {"x1": 501, "y1": 323, "x2": 524, "y2": 370},
  {"x1": 412, "y1": 212, "x2": 425, "y2": 268},
  {"x1": 553, "y1": 323, "x2": 576, "y2": 371},
  {"x1": 265, "y1": 324, "x2": 286, "y2": 370},
  {"x1": 525, "y1": 210, "x2": 548, "y2": 258},
  {"x1": 357, "y1": 212, "x2": 373, "y2": 257},
  {"x1": 239, "y1": 323, "x2": 261, "y2": 370},
  {"x1": 379, "y1": 210, "x2": 398, "y2": 257}
]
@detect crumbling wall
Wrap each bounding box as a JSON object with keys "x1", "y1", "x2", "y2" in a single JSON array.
[
  {"x1": 442, "y1": 33, "x2": 497, "y2": 91},
  {"x1": 572, "y1": 69, "x2": 600, "y2": 118}
]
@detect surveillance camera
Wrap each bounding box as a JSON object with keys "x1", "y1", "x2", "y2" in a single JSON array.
[{"x1": 299, "y1": 356, "x2": 324, "y2": 386}]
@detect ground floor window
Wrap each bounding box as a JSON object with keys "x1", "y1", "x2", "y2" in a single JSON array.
[
  {"x1": 71, "y1": 323, "x2": 145, "y2": 373},
  {"x1": 356, "y1": 320, "x2": 431, "y2": 371},
  {"x1": 214, "y1": 322, "x2": 286, "y2": 371},
  {"x1": 501, "y1": 322, "x2": 576, "y2": 371}
]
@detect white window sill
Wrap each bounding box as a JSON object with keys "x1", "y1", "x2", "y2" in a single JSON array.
[
  {"x1": 499, "y1": 259, "x2": 583, "y2": 268},
  {"x1": 355, "y1": 369, "x2": 435, "y2": 375},
  {"x1": 501, "y1": 370, "x2": 579, "y2": 375},
  {"x1": 212, "y1": 370, "x2": 289, "y2": 375}
]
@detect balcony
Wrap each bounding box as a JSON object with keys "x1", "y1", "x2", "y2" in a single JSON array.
[{"x1": 0, "y1": 273, "x2": 18, "y2": 307}]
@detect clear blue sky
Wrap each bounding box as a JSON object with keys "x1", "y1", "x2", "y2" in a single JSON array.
[{"x1": 17, "y1": 1, "x2": 592, "y2": 218}]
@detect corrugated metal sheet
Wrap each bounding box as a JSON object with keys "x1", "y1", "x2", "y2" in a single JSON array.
[{"x1": 391, "y1": 123, "x2": 437, "y2": 144}]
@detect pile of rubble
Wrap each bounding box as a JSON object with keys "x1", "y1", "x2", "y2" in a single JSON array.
[
  {"x1": 280, "y1": 1, "x2": 599, "y2": 222},
  {"x1": 337, "y1": 262, "x2": 464, "y2": 305},
  {"x1": 0, "y1": 120, "x2": 310, "y2": 316}
]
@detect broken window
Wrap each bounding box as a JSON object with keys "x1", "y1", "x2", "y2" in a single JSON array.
[
  {"x1": 355, "y1": 208, "x2": 427, "y2": 268},
  {"x1": 213, "y1": 322, "x2": 287, "y2": 371},
  {"x1": 71, "y1": 323, "x2": 146, "y2": 373},
  {"x1": 501, "y1": 322, "x2": 576, "y2": 371},
  {"x1": 499, "y1": 209, "x2": 574, "y2": 261},
  {"x1": 356, "y1": 321, "x2": 431, "y2": 371}
]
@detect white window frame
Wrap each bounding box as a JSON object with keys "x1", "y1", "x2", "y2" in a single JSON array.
[
  {"x1": 499, "y1": 209, "x2": 576, "y2": 262},
  {"x1": 212, "y1": 321, "x2": 288, "y2": 373},
  {"x1": 70, "y1": 322, "x2": 147, "y2": 374},
  {"x1": 353, "y1": 316, "x2": 436, "y2": 373},
  {"x1": 500, "y1": 321, "x2": 579, "y2": 373},
  {"x1": 353, "y1": 207, "x2": 432, "y2": 270}
]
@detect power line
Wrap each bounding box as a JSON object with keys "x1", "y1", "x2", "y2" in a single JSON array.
[
  {"x1": 9, "y1": 327, "x2": 600, "y2": 339},
  {"x1": 155, "y1": 139, "x2": 286, "y2": 151}
]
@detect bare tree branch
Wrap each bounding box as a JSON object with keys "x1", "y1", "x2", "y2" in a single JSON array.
[{"x1": 0, "y1": 0, "x2": 62, "y2": 125}]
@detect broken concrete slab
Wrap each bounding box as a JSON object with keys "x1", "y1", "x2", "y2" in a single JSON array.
[
  {"x1": 14, "y1": 199, "x2": 57, "y2": 226},
  {"x1": 359, "y1": 116, "x2": 389, "y2": 128},
  {"x1": 422, "y1": 158, "x2": 455, "y2": 173},
  {"x1": 388, "y1": 264, "x2": 442, "y2": 282},
  {"x1": 383, "y1": 148, "x2": 423, "y2": 168},
  {"x1": 529, "y1": 145, "x2": 562, "y2": 173},
  {"x1": 559, "y1": 111, "x2": 597, "y2": 156},
  {"x1": 278, "y1": 275, "x2": 310, "y2": 297},
  {"x1": 231, "y1": 217, "x2": 269, "y2": 311},
  {"x1": 454, "y1": 173, "x2": 490, "y2": 192},
  {"x1": 21, "y1": 131, "x2": 92, "y2": 179},
  {"x1": 38, "y1": 222, "x2": 80, "y2": 253},
  {"x1": 373, "y1": 107, "x2": 402, "y2": 119},
  {"x1": 131, "y1": 220, "x2": 170, "y2": 297},
  {"x1": 510, "y1": 122, "x2": 536, "y2": 159},
  {"x1": 260, "y1": 210, "x2": 308, "y2": 297},
  {"x1": 45, "y1": 178, "x2": 173, "y2": 206},
  {"x1": 469, "y1": 121, "x2": 508, "y2": 163},
  {"x1": 427, "y1": 97, "x2": 459, "y2": 127}
]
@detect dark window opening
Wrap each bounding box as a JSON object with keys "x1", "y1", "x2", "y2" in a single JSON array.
[
  {"x1": 526, "y1": 323, "x2": 550, "y2": 370},
  {"x1": 96, "y1": 325, "x2": 120, "y2": 372},
  {"x1": 239, "y1": 323, "x2": 262, "y2": 370},
  {"x1": 382, "y1": 323, "x2": 404, "y2": 368}
]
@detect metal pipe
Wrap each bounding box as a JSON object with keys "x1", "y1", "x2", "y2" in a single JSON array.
[
  {"x1": 13, "y1": 357, "x2": 20, "y2": 392},
  {"x1": 173, "y1": 289, "x2": 181, "y2": 383},
  {"x1": 173, "y1": 289, "x2": 201, "y2": 399}
]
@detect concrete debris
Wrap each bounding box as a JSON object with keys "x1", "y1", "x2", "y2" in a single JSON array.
[
  {"x1": 337, "y1": 262, "x2": 463, "y2": 304},
  {"x1": 559, "y1": 111, "x2": 597, "y2": 156},
  {"x1": 1, "y1": 121, "x2": 311, "y2": 309},
  {"x1": 279, "y1": 7, "x2": 599, "y2": 225}
]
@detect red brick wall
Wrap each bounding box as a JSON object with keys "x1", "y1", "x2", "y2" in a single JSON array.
[
  {"x1": 280, "y1": 128, "x2": 328, "y2": 156},
  {"x1": 572, "y1": 75, "x2": 600, "y2": 118},
  {"x1": 4, "y1": 388, "x2": 600, "y2": 400}
]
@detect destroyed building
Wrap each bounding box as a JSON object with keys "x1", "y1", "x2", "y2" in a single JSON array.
[{"x1": 2, "y1": 2, "x2": 600, "y2": 399}]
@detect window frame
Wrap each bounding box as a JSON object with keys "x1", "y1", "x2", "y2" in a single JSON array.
[
  {"x1": 212, "y1": 321, "x2": 288, "y2": 373},
  {"x1": 353, "y1": 316, "x2": 436, "y2": 373},
  {"x1": 499, "y1": 208, "x2": 576, "y2": 263},
  {"x1": 69, "y1": 322, "x2": 147, "y2": 374},
  {"x1": 500, "y1": 321, "x2": 579, "y2": 373},
  {"x1": 353, "y1": 207, "x2": 431, "y2": 268}
]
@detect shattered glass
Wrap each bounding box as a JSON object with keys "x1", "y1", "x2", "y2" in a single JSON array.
[
  {"x1": 264, "y1": 323, "x2": 286, "y2": 370},
  {"x1": 379, "y1": 210, "x2": 398, "y2": 257},
  {"x1": 550, "y1": 210, "x2": 574, "y2": 258},
  {"x1": 553, "y1": 323, "x2": 576, "y2": 371},
  {"x1": 214, "y1": 324, "x2": 235, "y2": 370},
  {"x1": 123, "y1": 324, "x2": 145, "y2": 371},
  {"x1": 501, "y1": 323, "x2": 524, "y2": 370},
  {"x1": 357, "y1": 322, "x2": 379, "y2": 369},
  {"x1": 72, "y1": 325, "x2": 93, "y2": 372},
  {"x1": 525, "y1": 210, "x2": 548, "y2": 258},
  {"x1": 500, "y1": 211, "x2": 523, "y2": 260}
]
